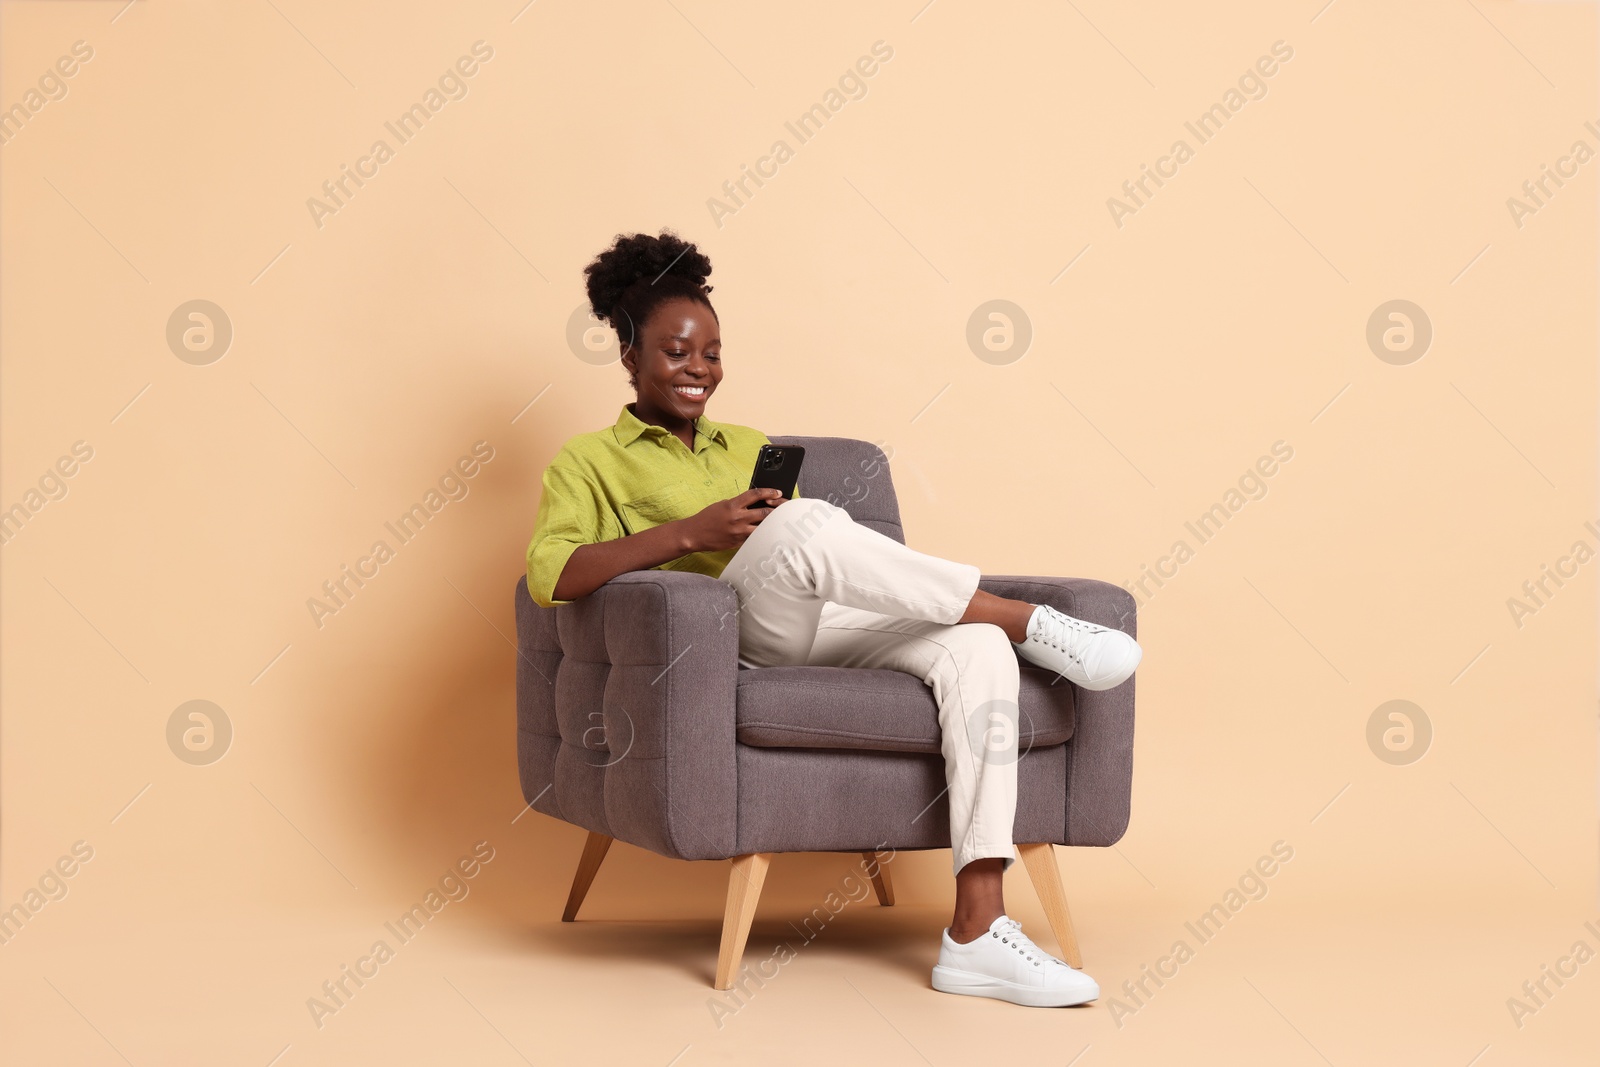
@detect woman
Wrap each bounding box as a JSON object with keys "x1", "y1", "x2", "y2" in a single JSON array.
[{"x1": 526, "y1": 230, "x2": 1142, "y2": 1008}]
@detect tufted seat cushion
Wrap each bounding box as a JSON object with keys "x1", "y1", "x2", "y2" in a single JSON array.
[{"x1": 735, "y1": 664, "x2": 1075, "y2": 754}]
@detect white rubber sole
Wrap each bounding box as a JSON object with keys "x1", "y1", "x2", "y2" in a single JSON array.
[
  {"x1": 931, "y1": 964, "x2": 1099, "y2": 1007},
  {"x1": 1082, "y1": 638, "x2": 1142, "y2": 691},
  {"x1": 1013, "y1": 632, "x2": 1142, "y2": 692}
]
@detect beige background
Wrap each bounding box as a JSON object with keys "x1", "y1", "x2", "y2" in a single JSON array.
[{"x1": 3, "y1": 0, "x2": 1597, "y2": 1063}]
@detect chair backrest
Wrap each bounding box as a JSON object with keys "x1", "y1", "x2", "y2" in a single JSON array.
[{"x1": 767, "y1": 435, "x2": 904, "y2": 545}]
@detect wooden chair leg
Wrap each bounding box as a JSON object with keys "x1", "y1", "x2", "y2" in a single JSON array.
[
  {"x1": 860, "y1": 850, "x2": 894, "y2": 906},
  {"x1": 1018, "y1": 842, "x2": 1084, "y2": 968},
  {"x1": 714, "y1": 853, "x2": 771, "y2": 990},
  {"x1": 561, "y1": 831, "x2": 613, "y2": 922}
]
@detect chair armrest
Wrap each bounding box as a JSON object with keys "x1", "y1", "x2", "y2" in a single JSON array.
[
  {"x1": 978, "y1": 575, "x2": 1137, "y2": 847},
  {"x1": 514, "y1": 570, "x2": 742, "y2": 860}
]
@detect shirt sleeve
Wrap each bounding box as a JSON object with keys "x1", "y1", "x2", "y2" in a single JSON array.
[{"x1": 525, "y1": 462, "x2": 619, "y2": 609}]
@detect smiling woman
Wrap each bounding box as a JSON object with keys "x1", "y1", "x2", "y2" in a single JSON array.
[
  {"x1": 582, "y1": 229, "x2": 720, "y2": 391},
  {"x1": 524, "y1": 229, "x2": 810, "y2": 608},
  {"x1": 524, "y1": 228, "x2": 1143, "y2": 1008}
]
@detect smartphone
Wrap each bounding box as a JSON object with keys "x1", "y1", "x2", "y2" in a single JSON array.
[{"x1": 748, "y1": 444, "x2": 805, "y2": 509}]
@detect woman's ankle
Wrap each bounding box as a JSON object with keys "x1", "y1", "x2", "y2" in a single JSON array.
[
  {"x1": 958, "y1": 591, "x2": 1034, "y2": 643},
  {"x1": 951, "y1": 856, "x2": 1007, "y2": 942},
  {"x1": 949, "y1": 915, "x2": 1003, "y2": 944}
]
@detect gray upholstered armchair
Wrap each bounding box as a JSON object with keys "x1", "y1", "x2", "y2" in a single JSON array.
[{"x1": 513, "y1": 435, "x2": 1137, "y2": 989}]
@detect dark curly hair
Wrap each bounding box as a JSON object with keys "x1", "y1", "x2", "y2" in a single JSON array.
[{"x1": 583, "y1": 230, "x2": 716, "y2": 388}]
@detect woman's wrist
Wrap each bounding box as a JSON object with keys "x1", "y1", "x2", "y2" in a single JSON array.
[{"x1": 665, "y1": 518, "x2": 696, "y2": 557}]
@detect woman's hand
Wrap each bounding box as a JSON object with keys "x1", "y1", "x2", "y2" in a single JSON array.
[
  {"x1": 552, "y1": 488, "x2": 788, "y2": 602},
  {"x1": 678, "y1": 488, "x2": 786, "y2": 553}
]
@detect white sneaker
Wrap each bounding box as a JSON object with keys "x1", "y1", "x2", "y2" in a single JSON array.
[
  {"x1": 1012, "y1": 604, "x2": 1141, "y2": 691},
  {"x1": 932, "y1": 914, "x2": 1099, "y2": 1007}
]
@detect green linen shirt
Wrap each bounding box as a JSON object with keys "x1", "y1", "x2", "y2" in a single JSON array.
[{"x1": 525, "y1": 402, "x2": 801, "y2": 608}]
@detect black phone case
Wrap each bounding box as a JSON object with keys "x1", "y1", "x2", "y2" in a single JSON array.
[{"x1": 748, "y1": 444, "x2": 805, "y2": 508}]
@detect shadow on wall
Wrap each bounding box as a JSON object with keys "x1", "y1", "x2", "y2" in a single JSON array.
[{"x1": 282, "y1": 384, "x2": 545, "y2": 922}]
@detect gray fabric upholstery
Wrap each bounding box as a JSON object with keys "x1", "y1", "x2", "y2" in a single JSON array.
[
  {"x1": 513, "y1": 435, "x2": 1137, "y2": 861},
  {"x1": 976, "y1": 576, "x2": 1137, "y2": 847},
  {"x1": 515, "y1": 569, "x2": 741, "y2": 859},
  {"x1": 733, "y1": 742, "x2": 1069, "y2": 856},
  {"x1": 736, "y1": 664, "x2": 1075, "y2": 754}
]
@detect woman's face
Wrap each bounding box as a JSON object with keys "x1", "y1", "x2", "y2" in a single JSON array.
[{"x1": 623, "y1": 297, "x2": 722, "y2": 423}]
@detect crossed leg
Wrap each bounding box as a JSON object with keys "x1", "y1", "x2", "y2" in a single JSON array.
[
  {"x1": 805, "y1": 602, "x2": 1024, "y2": 880},
  {"x1": 719, "y1": 497, "x2": 1025, "y2": 933}
]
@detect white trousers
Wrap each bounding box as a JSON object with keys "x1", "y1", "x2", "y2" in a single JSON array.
[{"x1": 717, "y1": 497, "x2": 1021, "y2": 875}]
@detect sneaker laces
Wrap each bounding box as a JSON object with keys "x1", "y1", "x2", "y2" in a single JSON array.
[
  {"x1": 1030, "y1": 607, "x2": 1105, "y2": 665},
  {"x1": 992, "y1": 916, "x2": 1068, "y2": 969}
]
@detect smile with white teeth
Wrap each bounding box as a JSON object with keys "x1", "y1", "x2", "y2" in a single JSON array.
[{"x1": 673, "y1": 384, "x2": 707, "y2": 398}]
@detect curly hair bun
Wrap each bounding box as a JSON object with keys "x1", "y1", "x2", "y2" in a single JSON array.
[{"x1": 583, "y1": 229, "x2": 714, "y2": 329}]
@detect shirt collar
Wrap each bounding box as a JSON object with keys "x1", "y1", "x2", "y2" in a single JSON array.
[{"x1": 613, "y1": 402, "x2": 728, "y2": 450}]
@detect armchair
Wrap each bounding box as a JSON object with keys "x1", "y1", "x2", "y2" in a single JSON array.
[{"x1": 513, "y1": 435, "x2": 1137, "y2": 989}]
